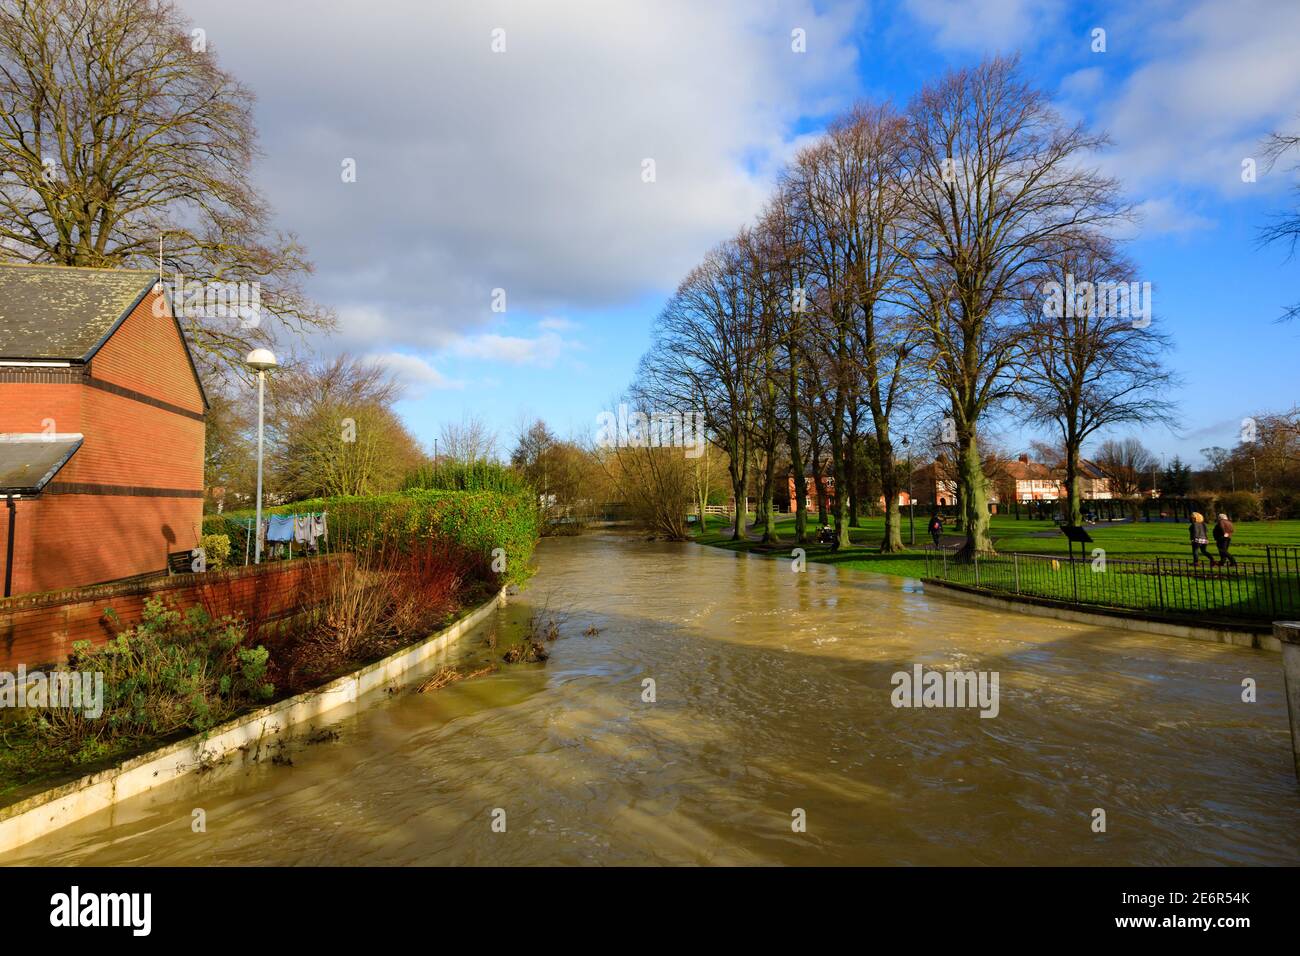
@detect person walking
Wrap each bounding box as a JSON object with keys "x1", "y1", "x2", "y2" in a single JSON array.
[
  {"x1": 1213, "y1": 512, "x2": 1237, "y2": 567},
  {"x1": 1189, "y1": 511, "x2": 1214, "y2": 566},
  {"x1": 928, "y1": 512, "x2": 944, "y2": 549}
]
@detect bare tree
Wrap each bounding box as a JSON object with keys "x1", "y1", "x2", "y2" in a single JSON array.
[
  {"x1": 439, "y1": 414, "x2": 498, "y2": 463},
  {"x1": 268, "y1": 355, "x2": 423, "y2": 499},
  {"x1": 897, "y1": 56, "x2": 1128, "y2": 556},
  {"x1": 1260, "y1": 120, "x2": 1300, "y2": 321},
  {"x1": 1017, "y1": 234, "x2": 1177, "y2": 524},
  {"x1": 1094, "y1": 437, "x2": 1157, "y2": 497},
  {"x1": 642, "y1": 240, "x2": 758, "y2": 541},
  {"x1": 0, "y1": 0, "x2": 328, "y2": 374}
]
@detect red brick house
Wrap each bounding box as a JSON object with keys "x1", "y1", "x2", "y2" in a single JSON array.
[{"x1": 0, "y1": 264, "x2": 207, "y2": 596}]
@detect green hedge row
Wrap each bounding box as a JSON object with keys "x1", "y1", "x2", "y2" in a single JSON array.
[{"x1": 206, "y1": 489, "x2": 538, "y2": 586}]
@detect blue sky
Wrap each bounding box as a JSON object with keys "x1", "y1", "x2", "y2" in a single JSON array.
[{"x1": 183, "y1": 0, "x2": 1300, "y2": 465}]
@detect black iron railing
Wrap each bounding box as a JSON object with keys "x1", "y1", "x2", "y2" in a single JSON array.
[{"x1": 923, "y1": 545, "x2": 1300, "y2": 622}]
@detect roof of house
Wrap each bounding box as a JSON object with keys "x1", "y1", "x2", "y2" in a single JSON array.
[
  {"x1": 0, "y1": 433, "x2": 84, "y2": 495},
  {"x1": 1003, "y1": 459, "x2": 1056, "y2": 481},
  {"x1": 0, "y1": 263, "x2": 159, "y2": 361},
  {"x1": 0, "y1": 262, "x2": 208, "y2": 409}
]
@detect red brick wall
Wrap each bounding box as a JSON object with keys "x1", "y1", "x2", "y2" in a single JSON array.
[
  {"x1": 7, "y1": 493, "x2": 202, "y2": 595},
  {"x1": 0, "y1": 554, "x2": 353, "y2": 671},
  {"x1": 0, "y1": 287, "x2": 206, "y2": 595},
  {"x1": 91, "y1": 289, "x2": 205, "y2": 413}
]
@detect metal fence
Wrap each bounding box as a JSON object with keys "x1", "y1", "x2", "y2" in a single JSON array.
[{"x1": 923, "y1": 545, "x2": 1300, "y2": 622}]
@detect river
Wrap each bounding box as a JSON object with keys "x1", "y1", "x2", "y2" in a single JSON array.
[{"x1": 10, "y1": 533, "x2": 1300, "y2": 865}]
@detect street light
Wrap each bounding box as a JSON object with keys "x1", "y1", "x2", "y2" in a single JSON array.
[
  {"x1": 245, "y1": 348, "x2": 278, "y2": 564},
  {"x1": 902, "y1": 435, "x2": 914, "y2": 545}
]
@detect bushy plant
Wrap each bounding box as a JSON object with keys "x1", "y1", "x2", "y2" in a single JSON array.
[
  {"x1": 1212, "y1": 491, "x2": 1263, "y2": 521},
  {"x1": 402, "y1": 460, "x2": 530, "y2": 495},
  {"x1": 199, "y1": 532, "x2": 231, "y2": 570},
  {"x1": 26, "y1": 598, "x2": 274, "y2": 762},
  {"x1": 265, "y1": 488, "x2": 538, "y2": 586}
]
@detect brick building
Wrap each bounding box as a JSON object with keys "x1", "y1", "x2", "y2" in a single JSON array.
[{"x1": 0, "y1": 264, "x2": 207, "y2": 596}]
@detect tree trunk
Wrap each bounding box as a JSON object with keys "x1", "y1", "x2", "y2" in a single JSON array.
[
  {"x1": 728, "y1": 451, "x2": 748, "y2": 542},
  {"x1": 955, "y1": 429, "x2": 993, "y2": 557},
  {"x1": 846, "y1": 428, "x2": 860, "y2": 527},
  {"x1": 879, "y1": 437, "x2": 903, "y2": 552},
  {"x1": 1065, "y1": 441, "x2": 1084, "y2": 527},
  {"x1": 788, "y1": 395, "x2": 807, "y2": 544},
  {"x1": 759, "y1": 443, "x2": 779, "y2": 543},
  {"x1": 830, "y1": 400, "x2": 850, "y2": 551}
]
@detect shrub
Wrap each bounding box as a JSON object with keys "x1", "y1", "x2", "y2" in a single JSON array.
[
  {"x1": 265, "y1": 489, "x2": 538, "y2": 586},
  {"x1": 199, "y1": 532, "x2": 231, "y2": 570},
  {"x1": 295, "y1": 538, "x2": 474, "y2": 675},
  {"x1": 402, "y1": 460, "x2": 530, "y2": 495},
  {"x1": 1212, "y1": 491, "x2": 1263, "y2": 521},
  {"x1": 26, "y1": 598, "x2": 273, "y2": 762}
]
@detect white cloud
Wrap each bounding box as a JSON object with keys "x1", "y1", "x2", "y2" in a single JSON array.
[
  {"x1": 178, "y1": 0, "x2": 866, "y2": 360},
  {"x1": 366, "y1": 352, "x2": 463, "y2": 395},
  {"x1": 538, "y1": 317, "x2": 578, "y2": 331},
  {"x1": 903, "y1": 0, "x2": 1063, "y2": 52},
  {"x1": 1094, "y1": 0, "x2": 1300, "y2": 195},
  {"x1": 448, "y1": 331, "x2": 570, "y2": 366}
]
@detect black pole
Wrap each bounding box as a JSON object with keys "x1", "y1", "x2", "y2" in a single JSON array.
[{"x1": 4, "y1": 496, "x2": 15, "y2": 599}]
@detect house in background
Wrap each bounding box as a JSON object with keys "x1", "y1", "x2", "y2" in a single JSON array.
[
  {"x1": 1002, "y1": 454, "x2": 1060, "y2": 502},
  {"x1": 0, "y1": 264, "x2": 207, "y2": 596},
  {"x1": 1064, "y1": 459, "x2": 1114, "y2": 500},
  {"x1": 786, "y1": 473, "x2": 836, "y2": 513}
]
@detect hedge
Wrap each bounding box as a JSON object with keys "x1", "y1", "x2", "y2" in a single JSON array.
[{"x1": 206, "y1": 489, "x2": 538, "y2": 586}]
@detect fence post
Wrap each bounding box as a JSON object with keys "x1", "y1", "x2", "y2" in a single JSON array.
[
  {"x1": 1013, "y1": 552, "x2": 1021, "y2": 594},
  {"x1": 973, "y1": 552, "x2": 980, "y2": 587},
  {"x1": 1155, "y1": 557, "x2": 1165, "y2": 611},
  {"x1": 1276, "y1": 622, "x2": 1300, "y2": 785}
]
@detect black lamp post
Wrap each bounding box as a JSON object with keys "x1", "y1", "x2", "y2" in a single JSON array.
[{"x1": 902, "y1": 435, "x2": 914, "y2": 545}]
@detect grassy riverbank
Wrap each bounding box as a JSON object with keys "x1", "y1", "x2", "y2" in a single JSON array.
[{"x1": 693, "y1": 513, "x2": 1300, "y2": 580}]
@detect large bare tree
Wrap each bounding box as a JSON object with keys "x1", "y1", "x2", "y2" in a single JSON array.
[
  {"x1": 0, "y1": 0, "x2": 328, "y2": 373},
  {"x1": 1260, "y1": 119, "x2": 1300, "y2": 321},
  {"x1": 1018, "y1": 234, "x2": 1176, "y2": 524},
  {"x1": 1094, "y1": 436, "x2": 1157, "y2": 497},
  {"x1": 897, "y1": 57, "x2": 1128, "y2": 556}
]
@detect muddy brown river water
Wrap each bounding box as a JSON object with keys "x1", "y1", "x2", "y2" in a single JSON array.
[{"x1": 10, "y1": 533, "x2": 1300, "y2": 865}]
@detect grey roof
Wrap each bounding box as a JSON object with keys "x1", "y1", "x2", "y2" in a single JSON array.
[
  {"x1": 0, "y1": 434, "x2": 84, "y2": 495},
  {"x1": 0, "y1": 263, "x2": 157, "y2": 361}
]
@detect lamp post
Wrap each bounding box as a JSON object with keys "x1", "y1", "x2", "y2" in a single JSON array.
[
  {"x1": 245, "y1": 348, "x2": 278, "y2": 564},
  {"x1": 902, "y1": 435, "x2": 914, "y2": 545}
]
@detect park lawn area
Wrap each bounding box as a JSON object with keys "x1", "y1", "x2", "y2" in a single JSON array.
[{"x1": 692, "y1": 512, "x2": 1300, "y2": 582}]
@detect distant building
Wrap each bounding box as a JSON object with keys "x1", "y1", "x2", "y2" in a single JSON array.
[{"x1": 0, "y1": 264, "x2": 207, "y2": 596}]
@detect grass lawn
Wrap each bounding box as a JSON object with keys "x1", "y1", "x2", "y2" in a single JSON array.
[{"x1": 691, "y1": 513, "x2": 1300, "y2": 620}]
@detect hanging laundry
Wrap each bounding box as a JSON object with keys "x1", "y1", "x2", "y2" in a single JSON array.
[
  {"x1": 267, "y1": 515, "x2": 295, "y2": 543},
  {"x1": 293, "y1": 515, "x2": 312, "y2": 545},
  {"x1": 312, "y1": 512, "x2": 328, "y2": 545}
]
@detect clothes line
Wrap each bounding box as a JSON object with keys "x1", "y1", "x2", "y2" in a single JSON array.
[{"x1": 215, "y1": 512, "x2": 329, "y2": 565}]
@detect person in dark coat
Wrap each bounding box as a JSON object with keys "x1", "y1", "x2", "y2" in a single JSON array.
[
  {"x1": 1188, "y1": 511, "x2": 1214, "y2": 566},
  {"x1": 928, "y1": 513, "x2": 944, "y2": 549},
  {"x1": 1213, "y1": 513, "x2": 1237, "y2": 567}
]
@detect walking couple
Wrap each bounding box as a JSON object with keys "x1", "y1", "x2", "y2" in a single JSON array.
[{"x1": 1189, "y1": 511, "x2": 1237, "y2": 567}]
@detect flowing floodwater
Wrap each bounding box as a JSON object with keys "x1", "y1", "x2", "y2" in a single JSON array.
[{"x1": 10, "y1": 533, "x2": 1300, "y2": 866}]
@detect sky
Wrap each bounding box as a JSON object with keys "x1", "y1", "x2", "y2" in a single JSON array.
[{"x1": 178, "y1": 0, "x2": 1300, "y2": 466}]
